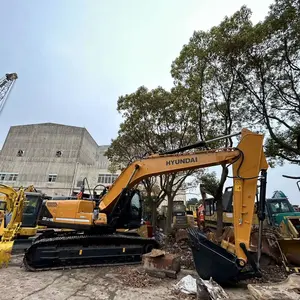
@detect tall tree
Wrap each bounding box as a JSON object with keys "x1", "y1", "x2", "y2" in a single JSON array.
[
  {"x1": 171, "y1": 6, "x2": 253, "y2": 237},
  {"x1": 234, "y1": 0, "x2": 300, "y2": 165},
  {"x1": 105, "y1": 86, "x2": 200, "y2": 233}
]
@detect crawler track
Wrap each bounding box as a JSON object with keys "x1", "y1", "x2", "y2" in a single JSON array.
[{"x1": 23, "y1": 233, "x2": 159, "y2": 271}]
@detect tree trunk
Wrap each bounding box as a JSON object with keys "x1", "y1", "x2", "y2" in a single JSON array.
[
  {"x1": 215, "y1": 166, "x2": 228, "y2": 240},
  {"x1": 166, "y1": 193, "x2": 173, "y2": 234},
  {"x1": 151, "y1": 198, "x2": 157, "y2": 233}
]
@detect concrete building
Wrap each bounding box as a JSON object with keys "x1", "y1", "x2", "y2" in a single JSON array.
[{"x1": 0, "y1": 123, "x2": 186, "y2": 203}]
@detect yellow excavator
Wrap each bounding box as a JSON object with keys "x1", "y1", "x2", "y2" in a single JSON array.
[
  {"x1": 0, "y1": 184, "x2": 26, "y2": 265},
  {"x1": 18, "y1": 128, "x2": 268, "y2": 285},
  {"x1": 0, "y1": 184, "x2": 46, "y2": 265}
]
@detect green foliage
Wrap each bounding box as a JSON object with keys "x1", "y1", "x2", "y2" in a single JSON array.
[
  {"x1": 232, "y1": 0, "x2": 300, "y2": 164},
  {"x1": 171, "y1": 0, "x2": 300, "y2": 166},
  {"x1": 106, "y1": 0, "x2": 300, "y2": 233},
  {"x1": 187, "y1": 197, "x2": 199, "y2": 205},
  {"x1": 105, "y1": 86, "x2": 200, "y2": 205},
  {"x1": 199, "y1": 171, "x2": 220, "y2": 198}
]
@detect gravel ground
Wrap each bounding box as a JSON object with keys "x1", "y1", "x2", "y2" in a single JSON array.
[
  {"x1": 1, "y1": 229, "x2": 290, "y2": 300},
  {"x1": 0, "y1": 255, "x2": 252, "y2": 300}
]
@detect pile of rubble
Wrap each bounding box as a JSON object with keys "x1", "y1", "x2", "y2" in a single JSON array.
[
  {"x1": 156, "y1": 229, "x2": 195, "y2": 270},
  {"x1": 117, "y1": 265, "x2": 160, "y2": 288},
  {"x1": 245, "y1": 264, "x2": 288, "y2": 284}
]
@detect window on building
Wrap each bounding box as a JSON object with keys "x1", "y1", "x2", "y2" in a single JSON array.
[
  {"x1": 77, "y1": 180, "x2": 83, "y2": 187},
  {"x1": 0, "y1": 173, "x2": 18, "y2": 181},
  {"x1": 8, "y1": 173, "x2": 18, "y2": 181},
  {"x1": 56, "y1": 151, "x2": 62, "y2": 157},
  {"x1": 17, "y1": 150, "x2": 24, "y2": 157},
  {"x1": 98, "y1": 173, "x2": 118, "y2": 184},
  {"x1": 48, "y1": 174, "x2": 57, "y2": 182}
]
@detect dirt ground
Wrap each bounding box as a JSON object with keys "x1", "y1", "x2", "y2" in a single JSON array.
[{"x1": 0, "y1": 255, "x2": 253, "y2": 300}]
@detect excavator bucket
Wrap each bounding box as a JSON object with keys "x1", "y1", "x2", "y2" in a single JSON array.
[
  {"x1": 0, "y1": 241, "x2": 13, "y2": 267},
  {"x1": 187, "y1": 228, "x2": 247, "y2": 284}
]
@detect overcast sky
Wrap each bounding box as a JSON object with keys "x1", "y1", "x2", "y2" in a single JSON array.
[{"x1": 1, "y1": 0, "x2": 299, "y2": 203}]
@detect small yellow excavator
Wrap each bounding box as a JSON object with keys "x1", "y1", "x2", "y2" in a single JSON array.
[
  {"x1": 0, "y1": 184, "x2": 45, "y2": 265},
  {"x1": 20, "y1": 128, "x2": 269, "y2": 285},
  {"x1": 0, "y1": 184, "x2": 26, "y2": 265}
]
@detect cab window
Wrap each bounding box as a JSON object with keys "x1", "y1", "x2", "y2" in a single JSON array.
[
  {"x1": 131, "y1": 192, "x2": 141, "y2": 217},
  {"x1": 0, "y1": 201, "x2": 6, "y2": 210}
]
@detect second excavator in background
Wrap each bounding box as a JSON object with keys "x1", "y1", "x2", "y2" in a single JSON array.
[{"x1": 0, "y1": 184, "x2": 46, "y2": 264}]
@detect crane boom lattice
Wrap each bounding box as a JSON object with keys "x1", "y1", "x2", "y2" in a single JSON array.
[{"x1": 0, "y1": 73, "x2": 18, "y2": 115}]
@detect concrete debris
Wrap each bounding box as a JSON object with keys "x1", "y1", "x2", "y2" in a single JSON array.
[
  {"x1": 174, "y1": 275, "x2": 229, "y2": 300},
  {"x1": 162, "y1": 233, "x2": 195, "y2": 270},
  {"x1": 197, "y1": 277, "x2": 229, "y2": 300},
  {"x1": 143, "y1": 250, "x2": 181, "y2": 279},
  {"x1": 148, "y1": 249, "x2": 166, "y2": 257},
  {"x1": 174, "y1": 275, "x2": 197, "y2": 294},
  {"x1": 248, "y1": 273, "x2": 300, "y2": 300}
]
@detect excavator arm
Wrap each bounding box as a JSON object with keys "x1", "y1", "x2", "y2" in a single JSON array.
[{"x1": 99, "y1": 128, "x2": 268, "y2": 265}]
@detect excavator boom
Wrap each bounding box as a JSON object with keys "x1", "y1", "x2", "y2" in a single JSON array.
[{"x1": 100, "y1": 148, "x2": 240, "y2": 211}]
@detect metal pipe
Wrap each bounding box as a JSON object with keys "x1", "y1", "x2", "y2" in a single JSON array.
[
  {"x1": 257, "y1": 169, "x2": 267, "y2": 268},
  {"x1": 162, "y1": 131, "x2": 241, "y2": 155}
]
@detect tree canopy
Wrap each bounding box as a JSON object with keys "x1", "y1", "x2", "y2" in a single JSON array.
[
  {"x1": 105, "y1": 86, "x2": 201, "y2": 232},
  {"x1": 106, "y1": 0, "x2": 300, "y2": 234}
]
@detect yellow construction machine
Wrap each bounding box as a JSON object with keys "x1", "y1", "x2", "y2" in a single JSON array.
[
  {"x1": 203, "y1": 178, "x2": 300, "y2": 273},
  {"x1": 0, "y1": 184, "x2": 45, "y2": 265},
  {"x1": 18, "y1": 128, "x2": 269, "y2": 285},
  {"x1": 0, "y1": 184, "x2": 26, "y2": 265}
]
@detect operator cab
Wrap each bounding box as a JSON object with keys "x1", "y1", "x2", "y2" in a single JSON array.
[
  {"x1": 265, "y1": 197, "x2": 300, "y2": 227},
  {"x1": 109, "y1": 189, "x2": 143, "y2": 229},
  {"x1": 3, "y1": 192, "x2": 44, "y2": 229},
  {"x1": 21, "y1": 192, "x2": 45, "y2": 227}
]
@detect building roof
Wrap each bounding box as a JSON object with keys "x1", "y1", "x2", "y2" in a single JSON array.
[{"x1": 8, "y1": 122, "x2": 104, "y2": 148}]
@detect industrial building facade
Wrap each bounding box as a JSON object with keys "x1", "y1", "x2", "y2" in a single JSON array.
[{"x1": 0, "y1": 123, "x2": 186, "y2": 203}]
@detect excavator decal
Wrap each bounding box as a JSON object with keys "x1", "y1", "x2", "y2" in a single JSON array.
[{"x1": 166, "y1": 157, "x2": 198, "y2": 166}]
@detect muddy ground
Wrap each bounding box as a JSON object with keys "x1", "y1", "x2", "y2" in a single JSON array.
[{"x1": 0, "y1": 255, "x2": 253, "y2": 300}]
